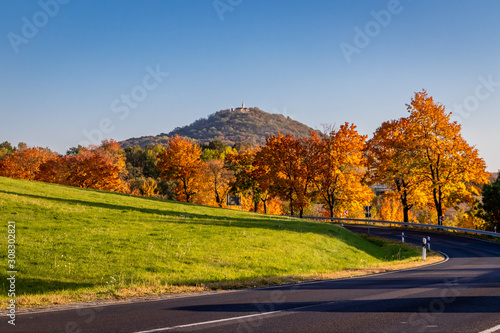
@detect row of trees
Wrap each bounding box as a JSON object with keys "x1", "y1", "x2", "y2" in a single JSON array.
[
  {"x1": 156, "y1": 123, "x2": 371, "y2": 218},
  {"x1": 0, "y1": 140, "x2": 127, "y2": 191},
  {"x1": 156, "y1": 91, "x2": 492, "y2": 227},
  {"x1": 0, "y1": 90, "x2": 498, "y2": 229}
]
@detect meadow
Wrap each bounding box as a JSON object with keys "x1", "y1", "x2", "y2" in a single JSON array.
[{"x1": 0, "y1": 176, "x2": 440, "y2": 307}]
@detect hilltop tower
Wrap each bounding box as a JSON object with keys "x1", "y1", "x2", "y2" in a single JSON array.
[{"x1": 234, "y1": 102, "x2": 248, "y2": 112}]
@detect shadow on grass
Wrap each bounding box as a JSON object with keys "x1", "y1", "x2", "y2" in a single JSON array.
[
  {"x1": 0, "y1": 275, "x2": 94, "y2": 295},
  {"x1": 0, "y1": 189, "x2": 330, "y2": 232},
  {"x1": 0, "y1": 189, "x2": 410, "y2": 262}
]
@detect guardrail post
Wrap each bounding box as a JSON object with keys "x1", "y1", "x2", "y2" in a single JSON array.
[
  {"x1": 401, "y1": 232, "x2": 404, "y2": 243},
  {"x1": 495, "y1": 226, "x2": 497, "y2": 233},
  {"x1": 422, "y1": 237, "x2": 427, "y2": 260},
  {"x1": 427, "y1": 236, "x2": 431, "y2": 250}
]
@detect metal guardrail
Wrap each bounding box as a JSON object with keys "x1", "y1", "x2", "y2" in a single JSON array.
[{"x1": 302, "y1": 216, "x2": 500, "y2": 238}]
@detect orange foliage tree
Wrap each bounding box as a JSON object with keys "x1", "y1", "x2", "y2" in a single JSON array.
[
  {"x1": 406, "y1": 90, "x2": 489, "y2": 225},
  {"x1": 157, "y1": 135, "x2": 202, "y2": 203},
  {"x1": 35, "y1": 155, "x2": 69, "y2": 184},
  {"x1": 315, "y1": 123, "x2": 372, "y2": 218},
  {"x1": 0, "y1": 147, "x2": 54, "y2": 180},
  {"x1": 226, "y1": 149, "x2": 273, "y2": 213},
  {"x1": 65, "y1": 149, "x2": 123, "y2": 191},
  {"x1": 376, "y1": 195, "x2": 406, "y2": 222},
  {"x1": 95, "y1": 139, "x2": 127, "y2": 178},
  {"x1": 36, "y1": 140, "x2": 126, "y2": 192},
  {"x1": 255, "y1": 133, "x2": 320, "y2": 217}
]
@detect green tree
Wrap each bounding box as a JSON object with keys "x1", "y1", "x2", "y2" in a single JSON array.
[
  {"x1": 0, "y1": 141, "x2": 15, "y2": 160},
  {"x1": 481, "y1": 174, "x2": 500, "y2": 230},
  {"x1": 66, "y1": 145, "x2": 84, "y2": 156}
]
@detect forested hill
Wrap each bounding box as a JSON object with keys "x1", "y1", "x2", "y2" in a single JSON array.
[{"x1": 121, "y1": 107, "x2": 315, "y2": 148}]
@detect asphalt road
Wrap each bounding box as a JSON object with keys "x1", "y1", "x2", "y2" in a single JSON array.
[{"x1": 3, "y1": 226, "x2": 500, "y2": 333}]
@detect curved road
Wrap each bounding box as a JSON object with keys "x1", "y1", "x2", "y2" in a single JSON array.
[{"x1": 3, "y1": 226, "x2": 500, "y2": 333}]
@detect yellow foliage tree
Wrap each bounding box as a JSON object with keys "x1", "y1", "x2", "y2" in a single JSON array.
[
  {"x1": 406, "y1": 90, "x2": 489, "y2": 225},
  {"x1": 141, "y1": 178, "x2": 158, "y2": 197},
  {"x1": 315, "y1": 123, "x2": 372, "y2": 218},
  {"x1": 198, "y1": 159, "x2": 235, "y2": 208},
  {"x1": 366, "y1": 118, "x2": 429, "y2": 222}
]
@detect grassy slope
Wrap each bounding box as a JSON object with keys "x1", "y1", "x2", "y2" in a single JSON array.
[{"x1": 0, "y1": 177, "x2": 434, "y2": 307}]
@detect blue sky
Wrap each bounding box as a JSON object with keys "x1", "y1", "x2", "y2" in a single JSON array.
[{"x1": 1, "y1": 0, "x2": 499, "y2": 171}]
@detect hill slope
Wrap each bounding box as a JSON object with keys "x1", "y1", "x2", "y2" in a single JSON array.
[
  {"x1": 0, "y1": 177, "x2": 430, "y2": 307},
  {"x1": 121, "y1": 107, "x2": 315, "y2": 148}
]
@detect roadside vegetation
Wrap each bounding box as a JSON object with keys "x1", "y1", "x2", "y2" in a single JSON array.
[{"x1": 0, "y1": 177, "x2": 440, "y2": 308}]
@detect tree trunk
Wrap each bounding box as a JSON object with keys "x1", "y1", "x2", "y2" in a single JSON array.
[
  {"x1": 400, "y1": 189, "x2": 410, "y2": 223},
  {"x1": 433, "y1": 187, "x2": 443, "y2": 225},
  {"x1": 299, "y1": 208, "x2": 304, "y2": 218},
  {"x1": 215, "y1": 191, "x2": 222, "y2": 208},
  {"x1": 403, "y1": 206, "x2": 410, "y2": 223},
  {"x1": 328, "y1": 192, "x2": 335, "y2": 218},
  {"x1": 184, "y1": 181, "x2": 191, "y2": 203}
]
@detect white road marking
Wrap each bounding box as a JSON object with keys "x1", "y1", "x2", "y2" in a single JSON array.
[
  {"x1": 133, "y1": 311, "x2": 283, "y2": 332},
  {"x1": 133, "y1": 302, "x2": 327, "y2": 332},
  {"x1": 479, "y1": 324, "x2": 500, "y2": 333},
  {"x1": 133, "y1": 252, "x2": 452, "y2": 332}
]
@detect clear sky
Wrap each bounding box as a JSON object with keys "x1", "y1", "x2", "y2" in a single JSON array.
[{"x1": 1, "y1": 0, "x2": 499, "y2": 171}]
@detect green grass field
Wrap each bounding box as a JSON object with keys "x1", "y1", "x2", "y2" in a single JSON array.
[{"x1": 0, "y1": 176, "x2": 438, "y2": 307}]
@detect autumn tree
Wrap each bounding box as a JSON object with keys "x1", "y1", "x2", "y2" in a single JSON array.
[
  {"x1": 199, "y1": 159, "x2": 235, "y2": 207},
  {"x1": 315, "y1": 123, "x2": 372, "y2": 218},
  {"x1": 0, "y1": 147, "x2": 54, "y2": 180},
  {"x1": 35, "y1": 141, "x2": 126, "y2": 192},
  {"x1": 35, "y1": 155, "x2": 69, "y2": 184},
  {"x1": 226, "y1": 149, "x2": 273, "y2": 213},
  {"x1": 141, "y1": 177, "x2": 158, "y2": 197},
  {"x1": 64, "y1": 149, "x2": 123, "y2": 191},
  {"x1": 94, "y1": 139, "x2": 127, "y2": 181},
  {"x1": 157, "y1": 135, "x2": 202, "y2": 203},
  {"x1": 406, "y1": 90, "x2": 489, "y2": 225},
  {"x1": 366, "y1": 118, "x2": 428, "y2": 222},
  {"x1": 256, "y1": 133, "x2": 320, "y2": 217}
]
